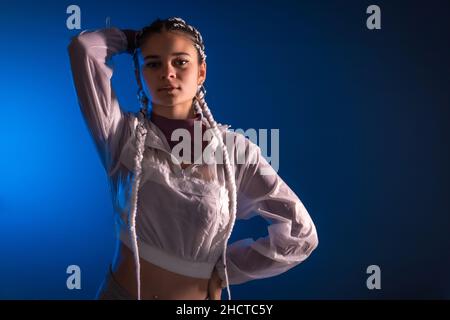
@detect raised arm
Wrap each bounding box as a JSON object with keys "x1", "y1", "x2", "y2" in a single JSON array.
[
  {"x1": 67, "y1": 27, "x2": 135, "y2": 171},
  {"x1": 215, "y1": 137, "x2": 319, "y2": 287}
]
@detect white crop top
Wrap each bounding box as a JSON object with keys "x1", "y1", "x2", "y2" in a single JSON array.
[{"x1": 68, "y1": 27, "x2": 319, "y2": 299}]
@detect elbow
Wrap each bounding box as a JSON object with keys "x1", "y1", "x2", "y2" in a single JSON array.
[
  {"x1": 279, "y1": 220, "x2": 319, "y2": 264},
  {"x1": 302, "y1": 207, "x2": 319, "y2": 257},
  {"x1": 293, "y1": 227, "x2": 318, "y2": 264},
  {"x1": 297, "y1": 219, "x2": 319, "y2": 259},
  {"x1": 309, "y1": 224, "x2": 319, "y2": 254},
  {"x1": 304, "y1": 215, "x2": 319, "y2": 256}
]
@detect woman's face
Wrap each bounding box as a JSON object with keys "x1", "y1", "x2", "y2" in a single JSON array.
[{"x1": 135, "y1": 31, "x2": 206, "y2": 109}]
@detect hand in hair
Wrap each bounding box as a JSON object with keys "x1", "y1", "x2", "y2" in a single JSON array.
[
  {"x1": 208, "y1": 267, "x2": 223, "y2": 300},
  {"x1": 121, "y1": 29, "x2": 139, "y2": 54}
]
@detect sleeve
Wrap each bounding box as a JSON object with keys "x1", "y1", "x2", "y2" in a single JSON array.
[
  {"x1": 215, "y1": 137, "x2": 319, "y2": 287},
  {"x1": 67, "y1": 27, "x2": 130, "y2": 172}
]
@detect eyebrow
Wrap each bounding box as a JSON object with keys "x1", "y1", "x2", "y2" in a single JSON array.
[{"x1": 144, "y1": 52, "x2": 191, "y2": 60}]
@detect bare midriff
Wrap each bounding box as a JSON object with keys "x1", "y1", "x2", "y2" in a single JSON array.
[{"x1": 111, "y1": 242, "x2": 210, "y2": 300}]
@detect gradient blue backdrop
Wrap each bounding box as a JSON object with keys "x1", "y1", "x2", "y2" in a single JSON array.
[{"x1": 0, "y1": 0, "x2": 449, "y2": 299}]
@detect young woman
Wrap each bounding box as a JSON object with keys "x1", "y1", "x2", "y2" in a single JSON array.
[{"x1": 68, "y1": 17, "x2": 318, "y2": 300}]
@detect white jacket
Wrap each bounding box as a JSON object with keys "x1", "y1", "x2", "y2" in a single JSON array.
[{"x1": 67, "y1": 27, "x2": 319, "y2": 299}]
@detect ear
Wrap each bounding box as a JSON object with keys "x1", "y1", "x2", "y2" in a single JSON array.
[{"x1": 198, "y1": 61, "x2": 207, "y2": 85}]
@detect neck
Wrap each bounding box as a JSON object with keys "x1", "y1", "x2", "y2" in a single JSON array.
[{"x1": 152, "y1": 101, "x2": 196, "y2": 120}]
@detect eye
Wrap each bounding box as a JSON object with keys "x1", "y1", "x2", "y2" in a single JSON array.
[
  {"x1": 145, "y1": 62, "x2": 159, "y2": 68},
  {"x1": 175, "y1": 59, "x2": 189, "y2": 66},
  {"x1": 144, "y1": 59, "x2": 189, "y2": 69}
]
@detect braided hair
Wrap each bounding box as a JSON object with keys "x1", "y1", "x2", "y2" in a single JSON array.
[{"x1": 129, "y1": 17, "x2": 237, "y2": 300}]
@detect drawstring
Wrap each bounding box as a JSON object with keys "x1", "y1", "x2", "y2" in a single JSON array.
[
  {"x1": 222, "y1": 248, "x2": 232, "y2": 300},
  {"x1": 129, "y1": 110, "x2": 148, "y2": 300}
]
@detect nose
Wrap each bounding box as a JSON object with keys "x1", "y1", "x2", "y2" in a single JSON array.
[{"x1": 160, "y1": 62, "x2": 176, "y2": 80}]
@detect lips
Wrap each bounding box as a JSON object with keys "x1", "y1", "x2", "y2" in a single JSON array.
[{"x1": 158, "y1": 85, "x2": 179, "y2": 91}]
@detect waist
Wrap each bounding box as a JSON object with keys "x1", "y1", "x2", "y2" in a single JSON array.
[
  {"x1": 119, "y1": 229, "x2": 217, "y2": 279},
  {"x1": 113, "y1": 242, "x2": 210, "y2": 299}
]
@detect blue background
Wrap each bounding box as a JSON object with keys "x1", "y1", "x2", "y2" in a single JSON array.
[{"x1": 0, "y1": 0, "x2": 449, "y2": 299}]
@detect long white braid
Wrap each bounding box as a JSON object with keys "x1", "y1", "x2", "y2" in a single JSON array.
[
  {"x1": 129, "y1": 105, "x2": 148, "y2": 300},
  {"x1": 195, "y1": 86, "x2": 237, "y2": 300}
]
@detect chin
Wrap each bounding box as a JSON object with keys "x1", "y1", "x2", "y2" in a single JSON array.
[
  {"x1": 156, "y1": 98, "x2": 181, "y2": 106},
  {"x1": 156, "y1": 96, "x2": 192, "y2": 107}
]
